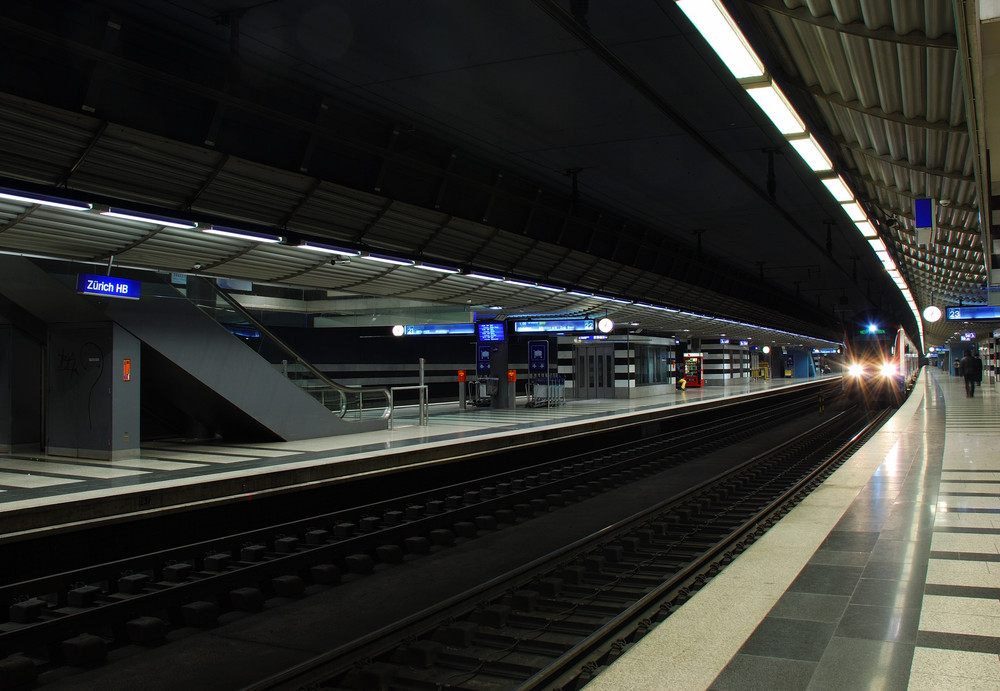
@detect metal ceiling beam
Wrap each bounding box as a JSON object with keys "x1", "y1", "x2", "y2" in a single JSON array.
[
  {"x1": 746, "y1": 0, "x2": 958, "y2": 49},
  {"x1": 803, "y1": 87, "x2": 968, "y2": 134}
]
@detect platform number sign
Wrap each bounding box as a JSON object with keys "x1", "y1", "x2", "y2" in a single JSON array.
[{"x1": 528, "y1": 340, "x2": 548, "y2": 373}]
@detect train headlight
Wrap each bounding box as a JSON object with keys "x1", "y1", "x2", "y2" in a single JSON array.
[
  {"x1": 881, "y1": 363, "x2": 897, "y2": 377},
  {"x1": 848, "y1": 363, "x2": 863, "y2": 376}
]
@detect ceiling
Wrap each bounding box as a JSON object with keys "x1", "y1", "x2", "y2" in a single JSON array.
[{"x1": 0, "y1": 0, "x2": 995, "y2": 349}]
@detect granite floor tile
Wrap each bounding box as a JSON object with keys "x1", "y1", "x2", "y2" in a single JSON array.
[
  {"x1": 737, "y1": 617, "x2": 837, "y2": 662},
  {"x1": 710, "y1": 654, "x2": 816, "y2": 691},
  {"x1": 834, "y1": 603, "x2": 920, "y2": 644},
  {"x1": 861, "y1": 559, "x2": 926, "y2": 581},
  {"x1": 768, "y1": 592, "x2": 850, "y2": 623},
  {"x1": 817, "y1": 530, "x2": 880, "y2": 553},
  {"x1": 787, "y1": 564, "x2": 863, "y2": 597},
  {"x1": 807, "y1": 637, "x2": 914, "y2": 690},
  {"x1": 850, "y1": 578, "x2": 924, "y2": 608}
]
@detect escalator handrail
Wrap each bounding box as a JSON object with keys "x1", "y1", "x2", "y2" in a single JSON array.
[{"x1": 200, "y1": 278, "x2": 392, "y2": 420}]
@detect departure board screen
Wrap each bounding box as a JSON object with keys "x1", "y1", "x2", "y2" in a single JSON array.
[{"x1": 477, "y1": 322, "x2": 506, "y2": 341}]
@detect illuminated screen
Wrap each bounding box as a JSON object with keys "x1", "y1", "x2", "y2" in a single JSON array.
[
  {"x1": 404, "y1": 324, "x2": 475, "y2": 336},
  {"x1": 477, "y1": 322, "x2": 506, "y2": 341},
  {"x1": 513, "y1": 319, "x2": 594, "y2": 333},
  {"x1": 947, "y1": 305, "x2": 1000, "y2": 320}
]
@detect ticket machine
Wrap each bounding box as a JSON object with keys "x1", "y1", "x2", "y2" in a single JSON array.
[{"x1": 683, "y1": 352, "x2": 704, "y2": 388}]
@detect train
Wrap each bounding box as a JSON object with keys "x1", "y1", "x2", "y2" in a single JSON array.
[{"x1": 842, "y1": 323, "x2": 921, "y2": 406}]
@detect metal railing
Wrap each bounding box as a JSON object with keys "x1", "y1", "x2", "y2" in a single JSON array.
[{"x1": 191, "y1": 278, "x2": 392, "y2": 421}]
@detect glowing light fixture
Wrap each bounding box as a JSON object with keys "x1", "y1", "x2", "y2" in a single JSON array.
[
  {"x1": 415, "y1": 262, "x2": 460, "y2": 274},
  {"x1": 467, "y1": 272, "x2": 503, "y2": 281},
  {"x1": 203, "y1": 225, "x2": 282, "y2": 243},
  {"x1": 503, "y1": 278, "x2": 536, "y2": 288},
  {"x1": 746, "y1": 83, "x2": 805, "y2": 135},
  {"x1": 363, "y1": 253, "x2": 414, "y2": 266},
  {"x1": 103, "y1": 208, "x2": 198, "y2": 229},
  {"x1": 0, "y1": 186, "x2": 92, "y2": 211},
  {"x1": 855, "y1": 220, "x2": 878, "y2": 238},
  {"x1": 676, "y1": 0, "x2": 765, "y2": 79},
  {"x1": 534, "y1": 283, "x2": 565, "y2": 292},
  {"x1": 840, "y1": 202, "x2": 867, "y2": 222},
  {"x1": 820, "y1": 176, "x2": 854, "y2": 202},
  {"x1": 297, "y1": 241, "x2": 359, "y2": 256},
  {"x1": 788, "y1": 135, "x2": 832, "y2": 170}
]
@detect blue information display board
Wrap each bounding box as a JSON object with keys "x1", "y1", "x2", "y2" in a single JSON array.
[
  {"x1": 77, "y1": 273, "x2": 140, "y2": 300},
  {"x1": 514, "y1": 319, "x2": 594, "y2": 333},
  {"x1": 946, "y1": 305, "x2": 1000, "y2": 320},
  {"x1": 404, "y1": 324, "x2": 475, "y2": 336},
  {"x1": 477, "y1": 322, "x2": 506, "y2": 341}
]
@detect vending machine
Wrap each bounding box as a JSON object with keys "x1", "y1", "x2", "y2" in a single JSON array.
[{"x1": 683, "y1": 352, "x2": 704, "y2": 388}]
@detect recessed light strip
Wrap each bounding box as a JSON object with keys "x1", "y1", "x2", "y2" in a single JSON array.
[{"x1": 0, "y1": 187, "x2": 92, "y2": 211}]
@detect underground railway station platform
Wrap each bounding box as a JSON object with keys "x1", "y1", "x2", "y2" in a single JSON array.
[
  {"x1": 0, "y1": 375, "x2": 832, "y2": 541},
  {"x1": 586, "y1": 367, "x2": 1000, "y2": 691}
]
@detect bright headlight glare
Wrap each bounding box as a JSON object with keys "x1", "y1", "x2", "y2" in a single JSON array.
[
  {"x1": 848, "y1": 363, "x2": 863, "y2": 376},
  {"x1": 881, "y1": 363, "x2": 897, "y2": 377}
]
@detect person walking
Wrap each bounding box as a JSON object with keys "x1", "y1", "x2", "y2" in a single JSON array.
[{"x1": 959, "y1": 349, "x2": 983, "y2": 397}]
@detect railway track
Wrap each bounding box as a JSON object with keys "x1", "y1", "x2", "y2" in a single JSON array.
[
  {"x1": 0, "y1": 383, "x2": 853, "y2": 688},
  {"x1": 250, "y1": 405, "x2": 890, "y2": 690}
]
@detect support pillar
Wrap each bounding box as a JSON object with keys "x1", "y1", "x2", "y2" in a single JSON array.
[{"x1": 46, "y1": 322, "x2": 140, "y2": 460}]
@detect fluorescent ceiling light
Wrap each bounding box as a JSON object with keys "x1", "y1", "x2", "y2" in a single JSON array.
[
  {"x1": 820, "y1": 176, "x2": 854, "y2": 202},
  {"x1": 855, "y1": 220, "x2": 878, "y2": 238},
  {"x1": 102, "y1": 208, "x2": 198, "y2": 229},
  {"x1": 840, "y1": 201, "x2": 867, "y2": 222},
  {"x1": 203, "y1": 225, "x2": 282, "y2": 243},
  {"x1": 788, "y1": 135, "x2": 832, "y2": 170},
  {"x1": 503, "y1": 279, "x2": 536, "y2": 288},
  {"x1": 415, "y1": 262, "x2": 460, "y2": 274},
  {"x1": 0, "y1": 186, "x2": 92, "y2": 211},
  {"x1": 609, "y1": 298, "x2": 632, "y2": 304},
  {"x1": 362, "y1": 253, "x2": 414, "y2": 266},
  {"x1": 867, "y1": 238, "x2": 886, "y2": 253},
  {"x1": 297, "y1": 241, "x2": 359, "y2": 256},
  {"x1": 467, "y1": 272, "x2": 503, "y2": 281},
  {"x1": 568, "y1": 290, "x2": 593, "y2": 297},
  {"x1": 534, "y1": 284, "x2": 565, "y2": 292},
  {"x1": 746, "y1": 83, "x2": 805, "y2": 135},
  {"x1": 676, "y1": 0, "x2": 765, "y2": 79}
]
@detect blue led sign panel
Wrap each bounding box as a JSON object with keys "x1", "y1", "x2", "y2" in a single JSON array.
[
  {"x1": 477, "y1": 322, "x2": 506, "y2": 341},
  {"x1": 404, "y1": 324, "x2": 475, "y2": 336},
  {"x1": 77, "y1": 273, "x2": 140, "y2": 300},
  {"x1": 514, "y1": 319, "x2": 595, "y2": 333},
  {"x1": 914, "y1": 198, "x2": 933, "y2": 228},
  {"x1": 946, "y1": 305, "x2": 1000, "y2": 320}
]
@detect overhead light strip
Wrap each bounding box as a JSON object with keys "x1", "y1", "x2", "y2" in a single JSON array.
[
  {"x1": 0, "y1": 186, "x2": 92, "y2": 211},
  {"x1": 101, "y1": 207, "x2": 198, "y2": 229},
  {"x1": 203, "y1": 225, "x2": 283, "y2": 243},
  {"x1": 675, "y1": 0, "x2": 922, "y2": 348}
]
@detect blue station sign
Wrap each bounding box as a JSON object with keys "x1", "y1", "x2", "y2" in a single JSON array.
[
  {"x1": 514, "y1": 319, "x2": 594, "y2": 333},
  {"x1": 946, "y1": 305, "x2": 1000, "y2": 320},
  {"x1": 77, "y1": 273, "x2": 140, "y2": 300}
]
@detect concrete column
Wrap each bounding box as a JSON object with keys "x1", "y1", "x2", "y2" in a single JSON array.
[
  {"x1": 0, "y1": 326, "x2": 43, "y2": 452},
  {"x1": 46, "y1": 322, "x2": 140, "y2": 460}
]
